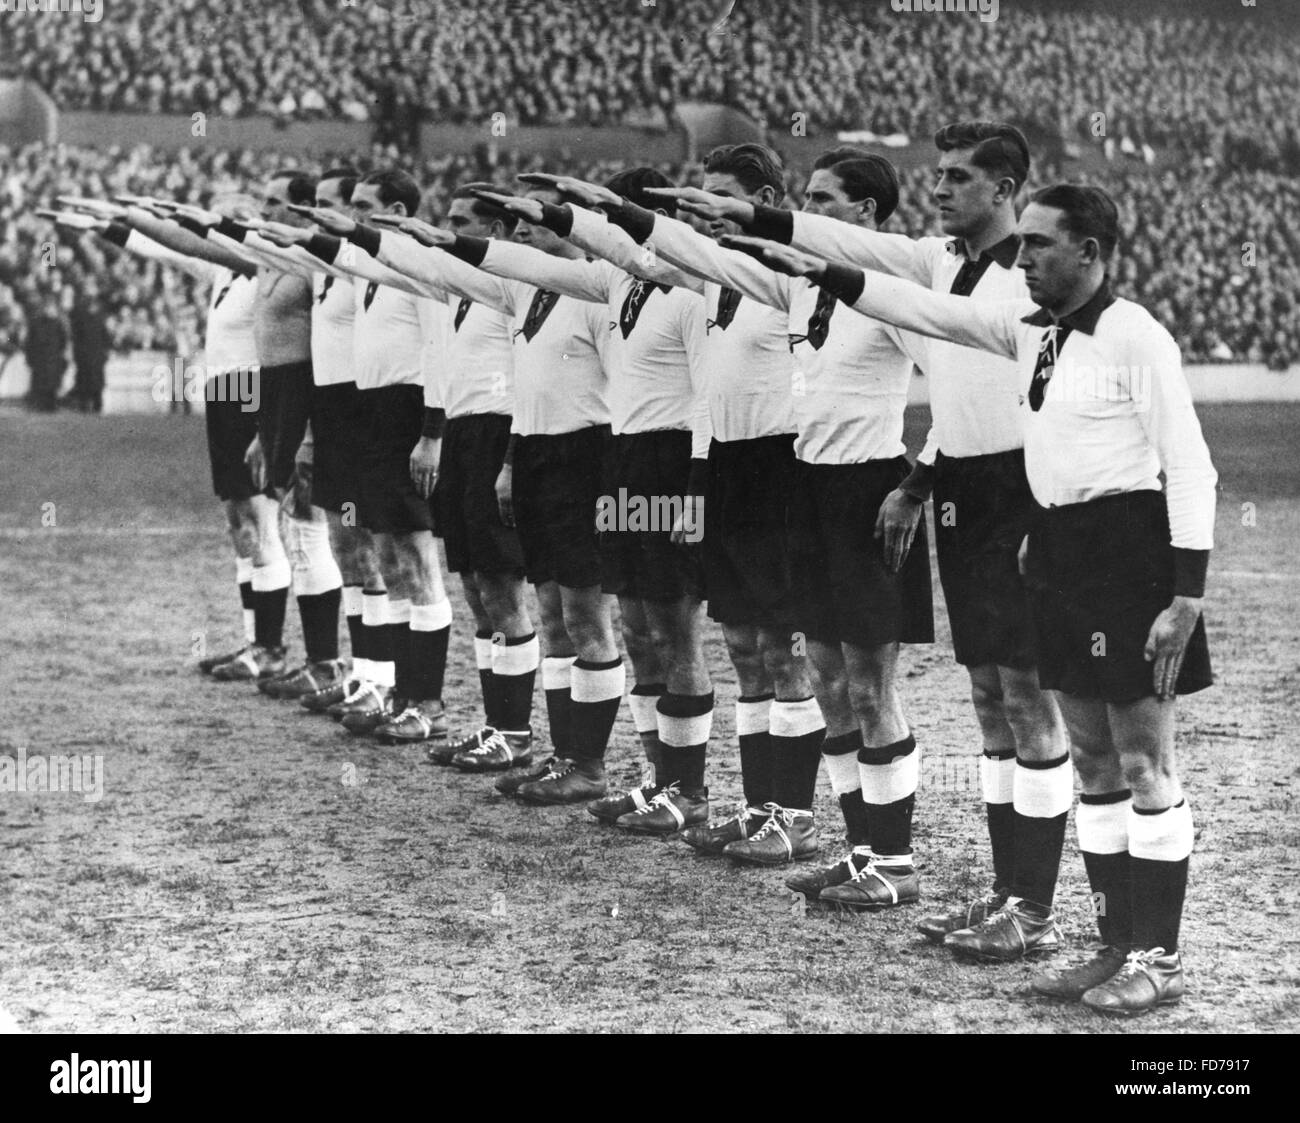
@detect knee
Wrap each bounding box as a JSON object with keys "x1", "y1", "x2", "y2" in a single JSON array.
[
  {"x1": 846, "y1": 677, "x2": 885, "y2": 720},
  {"x1": 1120, "y1": 750, "x2": 1175, "y2": 795},
  {"x1": 969, "y1": 676, "x2": 1004, "y2": 723}
]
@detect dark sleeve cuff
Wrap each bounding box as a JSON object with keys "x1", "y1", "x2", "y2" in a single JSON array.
[
  {"x1": 745, "y1": 204, "x2": 794, "y2": 244},
  {"x1": 305, "y1": 233, "x2": 341, "y2": 265},
  {"x1": 898, "y1": 460, "x2": 936, "y2": 503},
  {"x1": 421, "y1": 407, "x2": 447, "y2": 440},
  {"x1": 446, "y1": 235, "x2": 489, "y2": 267},
  {"x1": 602, "y1": 199, "x2": 655, "y2": 244},
  {"x1": 177, "y1": 216, "x2": 208, "y2": 238},
  {"x1": 100, "y1": 222, "x2": 130, "y2": 248},
  {"x1": 687, "y1": 458, "x2": 708, "y2": 498},
  {"x1": 1172, "y1": 548, "x2": 1209, "y2": 598},
  {"x1": 216, "y1": 217, "x2": 248, "y2": 243},
  {"x1": 347, "y1": 224, "x2": 381, "y2": 258},
  {"x1": 819, "y1": 261, "x2": 865, "y2": 307},
  {"x1": 538, "y1": 202, "x2": 574, "y2": 237}
]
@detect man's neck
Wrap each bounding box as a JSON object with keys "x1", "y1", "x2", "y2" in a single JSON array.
[
  {"x1": 962, "y1": 209, "x2": 1017, "y2": 257},
  {"x1": 1047, "y1": 271, "x2": 1106, "y2": 322}
]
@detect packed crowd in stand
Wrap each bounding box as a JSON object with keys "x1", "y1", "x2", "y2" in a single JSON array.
[{"x1": 2, "y1": 0, "x2": 1297, "y2": 169}]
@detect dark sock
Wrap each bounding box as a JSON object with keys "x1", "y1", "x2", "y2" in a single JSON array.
[
  {"x1": 1083, "y1": 850, "x2": 1133, "y2": 948},
  {"x1": 1131, "y1": 800, "x2": 1192, "y2": 953},
  {"x1": 570, "y1": 657, "x2": 624, "y2": 762},
  {"x1": 408, "y1": 624, "x2": 450, "y2": 703},
  {"x1": 253, "y1": 587, "x2": 288, "y2": 649},
  {"x1": 345, "y1": 605, "x2": 366, "y2": 663},
  {"x1": 984, "y1": 749, "x2": 1017, "y2": 892},
  {"x1": 657, "y1": 690, "x2": 713, "y2": 795},
  {"x1": 389, "y1": 622, "x2": 412, "y2": 700},
  {"x1": 769, "y1": 697, "x2": 825, "y2": 811},
  {"x1": 1010, "y1": 752, "x2": 1071, "y2": 910},
  {"x1": 239, "y1": 581, "x2": 255, "y2": 620},
  {"x1": 737, "y1": 693, "x2": 774, "y2": 807},
  {"x1": 545, "y1": 685, "x2": 574, "y2": 757},
  {"x1": 475, "y1": 630, "x2": 499, "y2": 727},
  {"x1": 859, "y1": 734, "x2": 917, "y2": 859},
  {"x1": 494, "y1": 632, "x2": 539, "y2": 732},
  {"x1": 824, "y1": 729, "x2": 866, "y2": 843},
  {"x1": 297, "y1": 587, "x2": 341, "y2": 663}
]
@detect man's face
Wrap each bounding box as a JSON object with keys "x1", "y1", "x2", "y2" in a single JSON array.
[
  {"x1": 1015, "y1": 203, "x2": 1087, "y2": 309},
  {"x1": 315, "y1": 177, "x2": 349, "y2": 217},
  {"x1": 263, "y1": 176, "x2": 307, "y2": 226},
  {"x1": 700, "y1": 171, "x2": 764, "y2": 239},
  {"x1": 446, "y1": 197, "x2": 495, "y2": 238},
  {"x1": 800, "y1": 168, "x2": 865, "y2": 224},
  {"x1": 932, "y1": 148, "x2": 1005, "y2": 238},
  {"x1": 513, "y1": 188, "x2": 565, "y2": 254},
  {"x1": 350, "y1": 183, "x2": 400, "y2": 222}
]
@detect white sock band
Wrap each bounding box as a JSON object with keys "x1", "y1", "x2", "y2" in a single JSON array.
[
  {"x1": 770, "y1": 697, "x2": 825, "y2": 739},
  {"x1": 823, "y1": 751, "x2": 861, "y2": 796},
  {"x1": 860, "y1": 749, "x2": 920, "y2": 806},
  {"x1": 542, "y1": 655, "x2": 576, "y2": 691},
  {"x1": 657, "y1": 709, "x2": 713, "y2": 749},
  {"x1": 361, "y1": 593, "x2": 390, "y2": 627},
  {"x1": 572, "y1": 661, "x2": 625, "y2": 703},
  {"x1": 1013, "y1": 756, "x2": 1074, "y2": 819},
  {"x1": 388, "y1": 597, "x2": 412, "y2": 626},
  {"x1": 492, "y1": 635, "x2": 540, "y2": 677},
  {"x1": 342, "y1": 586, "x2": 364, "y2": 617},
  {"x1": 1128, "y1": 801, "x2": 1194, "y2": 863},
  {"x1": 980, "y1": 753, "x2": 1016, "y2": 805},
  {"x1": 1076, "y1": 796, "x2": 1130, "y2": 855},
  {"x1": 735, "y1": 697, "x2": 772, "y2": 738},
  {"x1": 287, "y1": 512, "x2": 343, "y2": 597},
  {"x1": 352, "y1": 657, "x2": 372, "y2": 681},
  {"x1": 251, "y1": 557, "x2": 291, "y2": 591},
  {"x1": 371, "y1": 659, "x2": 395, "y2": 688},
  {"x1": 474, "y1": 636, "x2": 495, "y2": 672},
  {"x1": 629, "y1": 692, "x2": 661, "y2": 735},
  {"x1": 410, "y1": 600, "x2": 452, "y2": 631}
]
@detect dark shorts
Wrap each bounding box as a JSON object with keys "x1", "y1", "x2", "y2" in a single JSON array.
[
  {"x1": 600, "y1": 429, "x2": 703, "y2": 604},
  {"x1": 514, "y1": 425, "x2": 611, "y2": 589},
  {"x1": 702, "y1": 433, "x2": 800, "y2": 630},
  {"x1": 434, "y1": 413, "x2": 525, "y2": 575},
  {"x1": 204, "y1": 368, "x2": 266, "y2": 502},
  {"x1": 258, "y1": 359, "x2": 315, "y2": 492},
  {"x1": 789, "y1": 456, "x2": 935, "y2": 648},
  {"x1": 309, "y1": 380, "x2": 360, "y2": 514},
  {"x1": 1026, "y1": 490, "x2": 1213, "y2": 703},
  {"x1": 356, "y1": 384, "x2": 433, "y2": 535},
  {"x1": 933, "y1": 448, "x2": 1038, "y2": 669}
]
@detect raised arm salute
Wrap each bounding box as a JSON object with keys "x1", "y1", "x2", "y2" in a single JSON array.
[{"x1": 741, "y1": 183, "x2": 1216, "y2": 1016}]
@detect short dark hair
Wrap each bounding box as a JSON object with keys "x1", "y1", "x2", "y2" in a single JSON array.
[
  {"x1": 934, "y1": 121, "x2": 1031, "y2": 192},
  {"x1": 453, "y1": 182, "x2": 519, "y2": 233},
  {"x1": 319, "y1": 166, "x2": 359, "y2": 205},
  {"x1": 605, "y1": 166, "x2": 677, "y2": 216},
  {"x1": 813, "y1": 145, "x2": 872, "y2": 170},
  {"x1": 359, "y1": 169, "x2": 421, "y2": 216},
  {"x1": 819, "y1": 156, "x2": 900, "y2": 225},
  {"x1": 1030, "y1": 183, "x2": 1120, "y2": 262},
  {"x1": 268, "y1": 169, "x2": 317, "y2": 205},
  {"x1": 702, "y1": 143, "x2": 785, "y2": 203}
]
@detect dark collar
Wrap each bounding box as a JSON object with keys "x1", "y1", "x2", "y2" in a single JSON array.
[
  {"x1": 947, "y1": 231, "x2": 1020, "y2": 270},
  {"x1": 1021, "y1": 278, "x2": 1116, "y2": 335}
]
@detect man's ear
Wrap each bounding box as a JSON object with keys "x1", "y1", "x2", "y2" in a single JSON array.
[
  {"x1": 391, "y1": 203, "x2": 409, "y2": 218},
  {"x1": 756, "y1": 185, "x2": 777, "y2": 208},
  {"x1": 992, "y1": 176, "x2": 1017, "y2": 206},
  {"x1": 1078, "y1": 236, "x2": 1102, "y2": 267},
  {"x1": 856, "y1": 196, "x2": 878, "y2": 224}
]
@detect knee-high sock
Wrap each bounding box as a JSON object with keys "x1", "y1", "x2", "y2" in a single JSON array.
[
  {"x1": 236, "y1": 556, "x2": 256, "y2": 643},
  {"x1": 251, "y1": 553, "x2": 291, "y2": 650},
  {"x1": 858, "y1": 734, "x2": 919, "y2": 862},
  {"x1": 1129, "y1": 800, "x2": 1194, "y2": 953},
  {"x1": 1077, "y1": 790, "x2": 1133, "y2": 948},
  {"x1": 408, "y1": 600, "x2": 452, "y2": 703},
  {"x1": 474, "y1": 631, "x2": 498, "y2": 727},
  {"x1": 491, "y1": 633, "x2": 540, "y2": 734},
  {"x1": 629, "y1": 683, "x2": 665, "y2": 782},
  {"x1": 736, "y1": 694, "x2": 774, "y2": 809},
  {"x1": 1010, "y1": 753, "x2": 1073, "y2": 910},
  {"x1": 822, "y1": 729, "x2": 869, "y2": 848},
  {"x1": 361, "y1": 590, "x2": 394, "y2": 689},
  {"x1": 656, "y1": 691, "x2": 714, "y2": 794},
  {"x1": 981, "y1": 749, "x2": 1017, "y2": 892},
  {"x1": 770, "y1": 696, "x2": 826, "y2": 812},
  {"x1": 570, "y1": 657, "x2": 625, "y2": 761},
  {"x1": 542, "y1": 655, "x2": 577, "y2": 757},
  {"x1": 342, "y1": 586, "x2": 367, "y2": 681},
  {"x1": 287, "y1": 512, "x2": 343, "y2": 663},
  {"x1": 387, "y1": 598, "x2": 412, "y2": 699}
]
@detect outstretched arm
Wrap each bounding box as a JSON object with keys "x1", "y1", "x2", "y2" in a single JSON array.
[{"x1": 367, "y1": 218, "x2": 516, "y2": 313}]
